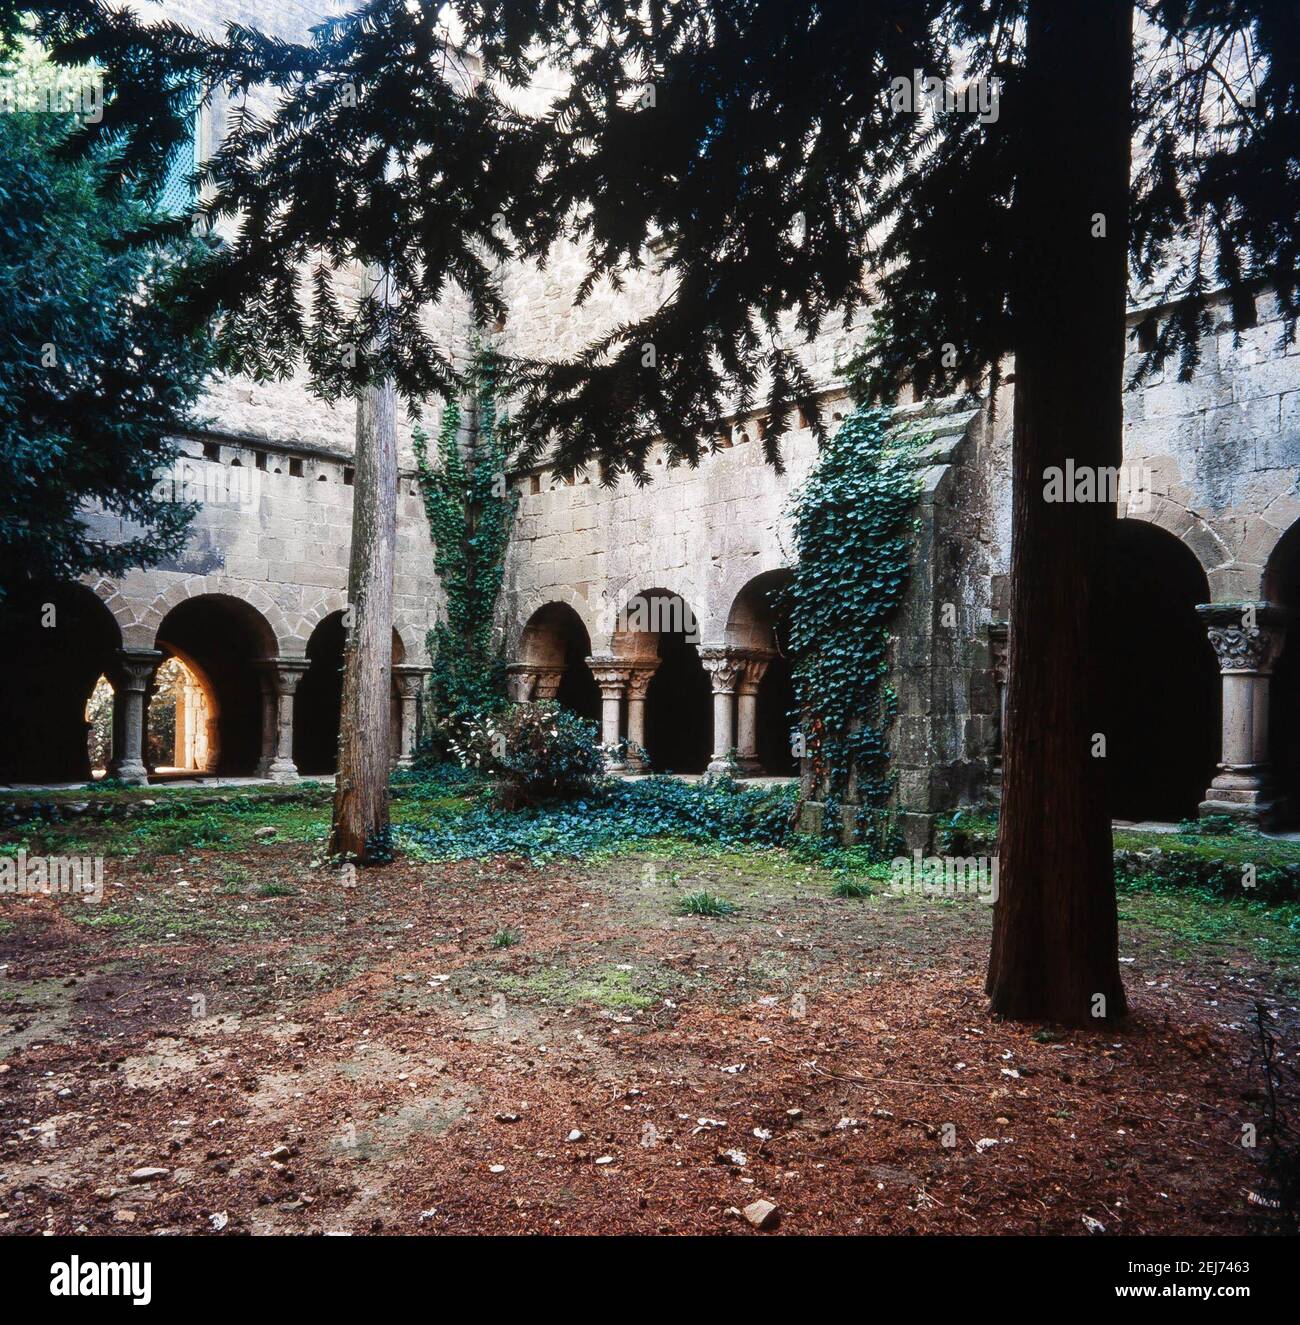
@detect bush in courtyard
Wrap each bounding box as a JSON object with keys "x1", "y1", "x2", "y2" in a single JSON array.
[{"x1": 447, "y1": 702, "x2": 605, "y2": 807}]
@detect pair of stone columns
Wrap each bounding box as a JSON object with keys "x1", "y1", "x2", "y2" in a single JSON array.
[
  {"x1": 585, "y1": 656, "x2": 657, "y2": 769},
  {"x1": 254, "y1": 658, "x2": 309, "y2": 782},
  {"x1": 699, "y1": 647, "x2": 773, "y2": 775}
]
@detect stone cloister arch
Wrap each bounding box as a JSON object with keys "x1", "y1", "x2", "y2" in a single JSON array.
[
  {"x1": 601, "y1": 588, "x2": 711, "y2": 773},
  {"x1": 1263, "y1": 520, "x2": 1300, "y2": 824},
  {"x1": 509, "y1": 602, "x2": 601, "y2": 725},
  {"x1": 723, "y1": 568, "x2": 798, "y2": 775},
  {"x1": 1106, "y1": 520, "x2": 1218, "y2": 822},
  {"x1": 154, "y1": 594, "x2": 279, "y2": 778},
  {"x1": 0, "y1": 582, "x2": 122, "y2": 784},
  {"x1": 292, "y1": 611, "x2": 423, "y2": 775}
]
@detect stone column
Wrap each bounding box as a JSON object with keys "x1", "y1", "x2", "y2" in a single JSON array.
[
  {"x1": 254, "y1": 674, "x2": 278, "y2": 777},
  {"x1": 391, "y1": 665, "x2": 427, "y2": 768},
  {"x1": 173, "y1": 678, "x2": 190, "y2": 770},
  {"x1": 624, "y1": 665, "x2": 658, "y2": 771},
  {"x1": 734, "y1": 653, "x2": 772, "y2": 775},
  {"x1": 113, "y1": 649, "x2": 162, "y2": 786},
  {"x1": 700, "y1": 648, "x2": 744, "y2": 775},
  {"x1": 260, "y1": 659, "x2": 308, "y2": 783},
  {"x1": 587, "y1": 656, "x2": 631, "y2": 768},
  {"x1": 1197, "y1": 603, "x2": 1286, "y2": 823}
]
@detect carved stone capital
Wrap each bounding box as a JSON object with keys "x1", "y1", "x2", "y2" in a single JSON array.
[
  {"x1": 261, "y1": 657, "x2": 310, "y2": 696},
  {"x1": 116, "y1": 649, "x2": 163, "y2": 693},
  {"x1": 533, "y1": 667, "x2": 566, "y2": 700},
  {"x1": 626, "y1": 664, "x2": 658, "y2": 701},
  {"x1": 392, "y1": 664, "x2": 428, "y2": 701},
  {"x1": 737, "y1": 652, "x2": 773, "y2": 695},
  {"x1": 699, "y1": 647, "x2": 744, "y2": 695},
  {"x1": 506, "y1": 663, "x2": 538, "y2": 703},
  {"x1": 1196, "y1": 603, "x2": 1286, "y2": 675},
  {"x1": 585, "y1": 655, "x2": 632, "y2": 697}
]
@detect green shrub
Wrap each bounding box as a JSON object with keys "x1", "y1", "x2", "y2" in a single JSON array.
[{"x1": 451, "y1": 702, "x2": 605, "y2": 807}]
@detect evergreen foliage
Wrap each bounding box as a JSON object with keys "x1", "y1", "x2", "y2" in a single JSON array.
[
  {"x1": 0, "y1": 39, "x2": 213, "y2": 593},
  {"x1": 39, "y1": 1, "x2": 1296, "y2": 460}
]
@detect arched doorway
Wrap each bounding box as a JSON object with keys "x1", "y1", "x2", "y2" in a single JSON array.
[
  {"x1": 517, "y1": 602, "x2": 600, "y2": 722},
  {"x1": 725, "y1": 569, "x2": 798, "y2": 774},
  {"x1": 614, "y1": 589, "x2": 711, "y2": 773},
  {"x1": 1105, "y1": 520, "x2": 1218, "y2": 822},
  {"x1": 292, "y1": 612, "x2": 411, "y2": 774},
  {"x1": 146, "y1": 654, "x2": 214, "y2": 775},
  {"x1": 0, "y1": 582, "x2": 121, "y2": 783},
  {"x1": 154, "y1": 595, "x2": 277, "y2": 777},
  {"x1": 1265, "y1": 520, "x2": 1300, "y2": 825}
]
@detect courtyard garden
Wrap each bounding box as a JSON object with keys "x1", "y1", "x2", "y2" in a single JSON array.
[{"x1": 2, "y1": 768, "x2": 1297, "y2": 1236}]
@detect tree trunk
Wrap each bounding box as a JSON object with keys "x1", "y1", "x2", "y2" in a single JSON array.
[
  {"x1": 986, "y1": 0, "x2": 1133, "y2": 1023},
  {"x1": 329, "y1": 371, "x2": 398, "y2": 862}
]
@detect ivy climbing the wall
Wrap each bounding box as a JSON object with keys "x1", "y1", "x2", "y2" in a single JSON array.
[
  {"x1": 413, "y1": 349, "x2": 517, "y2": 747},
  {"x1": 787, "y1": 406, "x2": 921, "y2": 851}
]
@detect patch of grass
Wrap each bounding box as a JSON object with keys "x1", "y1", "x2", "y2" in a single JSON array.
[
  {"x1": 674, "y1": 890, "x2": 736, "y2": 917},
  {"x1": 255, "y1": 882, "x2": 299, "y2": 898},
  {"x1": 1119, "y1": 878, "x2": 1300, "y2": 970},
  {"x1": 70, "y1": 892, "x2": 274, "y2": 942},
  {"x1": 491, "y1": 926, "x2": 520, "y2": 948},
  {"x1": 831, "y1": 876, "x2": 873, "y2": 898},
  {"x1": 501, "y1": 961, "x2": 674, "y2": 1011}
]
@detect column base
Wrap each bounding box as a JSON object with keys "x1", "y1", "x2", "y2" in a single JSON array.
[
  {"x1": 1200, "y1": 770, "x2": 1279, "y2": 824},
  {"x1": 706, "y1": 757, "x2": 736, "y2": 776},
  {"x1": 264, "y1": 759, "x2": 300, "y2": 785},
  {"x1": 114, "y1": 761, "x2": 149, "y2": 787},
  {"x1": 1199, "y1": 794, "x2": 1279, "y2": 826},
  {"x1": 731, "y1": 756, "x2": 764, "y2": 778}
]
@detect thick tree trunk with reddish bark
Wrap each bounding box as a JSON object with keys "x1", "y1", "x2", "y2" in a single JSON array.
[
  {"x1": 329, "y1": 373, "x2": 398, "y2": 862},
  {"x1": 986, "y1": 0, "x2": 1133, "y2": 1024}
]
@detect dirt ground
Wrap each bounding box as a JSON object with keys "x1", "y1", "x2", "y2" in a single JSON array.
[{"x1": 1, "y1": 839, "x2": 1295, "y2": 1235}]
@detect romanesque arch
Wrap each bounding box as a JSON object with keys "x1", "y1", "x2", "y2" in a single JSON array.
[
  {"x1": 724, "y1": 568, "x2": 798, "y2": 775},
  {"x1": 0, "y1": 582, "x2": 123, "y2": 783},
  {"x1": 154, "y1": 594, "x2": 279, "y2": 777},
  {"x1": 610, "y1": 587, "x2": 710, "y2": 772},
  {"x1": 292, "y1": 610, "x2": 415, "y2": 775},
  {"x1": 1264, "y1": 519, "x2": 1300, "y2": 823},
  {"x1": 512, "y1": 602, "x2": 601, "y2": 722},
  {"x1": 1106, "y1": 519, "x2": 1218, "y2": 822},
  {"x1": 509, "y1": 586, "x2": 598, "y2": 660}
]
